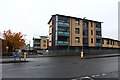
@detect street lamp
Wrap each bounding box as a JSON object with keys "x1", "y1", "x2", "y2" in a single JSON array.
[{"x1": 81, "y1": 17, "x2": 86, "y2": 58}]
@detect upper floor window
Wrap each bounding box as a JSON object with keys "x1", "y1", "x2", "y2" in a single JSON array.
[
  {"x1": 75, "y1": 20, "x2": 80, "y2": 25},
  {"x1": 91, "y1": 38, "x2": 93, "y2": 43},
  {"x1": 109, "y1": 40, "x2": 112, "y2": 45},
  {"x1": 91, "y1": 22, "x2": 93, "y2": 27},
  {"x1": 43, "y1": 44, "x2": 46, "y2": 47},
  {"x1": 91, "y1": 30, "x2": 93, "y2": 35},
  {"x1": 106, "y1": 40, "x2": 109, "y2": 44},
  {"x1": 43, "y1": 40, "x2": 46, "y2": 43},
  {"x1": 75, "y1": 37, "x2": 80, "y2": 43},
  {"x1": 96, "y1": 23, "x2": 101, "y2": 28},
  {"x1": 75, "y1": 28, "x2": 80, "y2": 34},
  {"x1": 113, "y1": 41, "x2": 114, "y2": 45},
  {"x1": 83, "y1": 30, "x2": 88, "y2": 36}
]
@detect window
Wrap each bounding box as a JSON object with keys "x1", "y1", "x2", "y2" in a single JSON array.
[
  {"x1": 107, "y1": 40, "x2": 109, "y2": 44},
  {"x1": 91, "y1": 22, "x2": 93, "y2": 27},
  {"x1": 83, "y1": 31, "x2": 88, "y2": 36},
  {"x1": 91, "y1": 38, "x2": 93, "y2": 43},
  {"x1": 43, "y1": 40, "x2": 46, "y2": 43},
  {"x1": 43, "y1": 44, "x2": 46, "y2": 47},
  {"x1": 113, "y1": 41, "x2": 114, "y2": 45},
  {"x1": 96, "y1": 23, "x2": 101, "y2": 28},
  {"x1": 75, "y1": 28, "x2": 80, "y2": 34},
  {"x1": 109, "y1": 40, "x2": 112, "y2": 45},
  {"x1": 75, "y1": 37, "x2": 80, "y2": 43},
  {"x1": 91, "y1": 30, "x2": 93, "y2": 35},
  {"x1": 75, "y1": 20, "x2": 80, "y2": 25}
]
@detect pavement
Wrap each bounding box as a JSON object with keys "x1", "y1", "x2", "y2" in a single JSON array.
[
  {"x1": 83, "y1": 53, "x2": 120, "y2": 59},
  {"x1": 1, "y1": 53, "x2": 120, "y2": 63}
]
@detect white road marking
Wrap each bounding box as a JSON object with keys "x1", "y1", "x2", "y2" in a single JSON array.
[
  {"x1": 71, "y1": 79, "x2": 77, "y2": 80},
  {"x1": 72, "y1": 73, "x2": 107, "y2": 80},
  {"x1": 102, "y1": 74, "x2": 106, "y2": 76},
  {"x1": 96, "y1": 74, "x2": 100, "y2": 77},
  {"x1": 91, "y1": 75, "x2": 96, "y2": 77}
]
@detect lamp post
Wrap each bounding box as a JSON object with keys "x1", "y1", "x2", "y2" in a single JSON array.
[{"x1": 81, "y1": 17, "x2": 86, "y2": 59}]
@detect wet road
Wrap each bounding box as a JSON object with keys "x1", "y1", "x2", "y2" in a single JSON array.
[{"x1": 2, "y1": 56, "x2": 119, "y2": 78}]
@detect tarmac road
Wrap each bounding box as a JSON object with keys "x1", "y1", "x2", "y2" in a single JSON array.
[{"x1": 1, "y1": 56, "x2": 119, "y2": 79}]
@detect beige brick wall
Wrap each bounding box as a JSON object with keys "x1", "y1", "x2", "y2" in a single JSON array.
[
  {"x1": 102, "y1": 39, "x2": 120, "y2": 48},
  {"x1": 40, "y1": 39, "x2": 48, "y2": 49},
  {"x1": 70, "y1": 18, "x2": 83, "y2": 46},
  {"x1": 88, "y1": 22, "x2": 96, "y2": 47}
]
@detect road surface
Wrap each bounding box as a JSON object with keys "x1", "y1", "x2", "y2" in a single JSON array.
[{"x1": 1, "y1": 56, "x2": 119, "y2": 79}]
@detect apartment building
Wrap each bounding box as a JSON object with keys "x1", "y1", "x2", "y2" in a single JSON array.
[
  {"x1": 33, "y1": 36, "x2": 49, "y2": 51},
  {"x1": 102, "y1": 38, "x2": 120, "y2": 48},
  {"x1": 48, "y1": 14, "x2": 103, "y2": 51}
]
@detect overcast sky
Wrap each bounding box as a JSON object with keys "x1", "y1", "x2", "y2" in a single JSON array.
[{"x1": 0, "y1": 0, "x2": 119, "y2": 46}]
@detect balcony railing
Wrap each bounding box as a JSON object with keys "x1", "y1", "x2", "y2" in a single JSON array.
[
  {"x1": 58, "y1": 22, "x2": 70, "y2": 27},
  {"x1": 96, "y1": 43, "x2": 101, "y2": 46},
  {"x1": 58, "y1": 31, "x2": 70, "y2": 35},
  {"x1": 83, "y1": 35, "x2": 88, "y2": 38},
  {"x1": 96, "y1": 35, "x2": 101, "y2": 38},
  {"x1": 58, "y1": 41, "x2": 70, "y2": 44},
  {"x1": 96, "y1": 28, "x2": 101, "y2": 31},
  {"x1": 34, "y1": 46, "x2": 40, "y2": 48},
  {"x1": 34, "y1": 42, "x2": 40, "y2": 44},
  {"x1": 83, "y1": 27, "x2": 88, "y2": 30}
]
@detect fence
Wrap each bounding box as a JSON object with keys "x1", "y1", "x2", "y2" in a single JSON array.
[{"x1": 46, "y1": 48, "x2": 120, "y2": 56}]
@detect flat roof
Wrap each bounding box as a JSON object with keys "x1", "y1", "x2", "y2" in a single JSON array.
[
  {"x1": 33, "y1": 37, "x2": 40, "y2": 40},
  {"x1": 48, "y1": 14, "x2": 103, "y2": 24},
  {"x1": 102, "y1": 37, "x2": 120, "y2": 42}
]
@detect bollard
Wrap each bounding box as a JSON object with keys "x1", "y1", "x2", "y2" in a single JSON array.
[
  {"x1": 80, "y1": 51, "x2": 84, "y2": 59},
  {"x1": 24, "y1": 53, "x2": 27, "y2": 61}
]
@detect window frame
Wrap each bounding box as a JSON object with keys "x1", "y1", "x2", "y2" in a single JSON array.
[
  {"x1": 75, "y1": 28, "x2": 80, "y2": 34},
  {"x1": 91, "y1": 38, "x2": 93, "y2": 43},
  {"x1": 75, "y1": 20, "x2": 80, "y2": 25},
  {"x1": 75, "y1": 37, "x2": 80, "y2": 43}
]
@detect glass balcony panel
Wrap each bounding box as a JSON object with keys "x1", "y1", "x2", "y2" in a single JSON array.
[
  {"x1": 96, "y1": 28, "x2": 101, "y2": 31},
  {"x1": 96, "y1": 43, "x2": 101, "y2": 46},
  {"x1": 34, "y1": 42, "x2": 40, "y2": 44},
  {"x1": 34, "y1": 46, "x2": 40, "y2": 48},
  {"x1": 96, "y1": 35, "x2": 101, "y2": 38},
  {"x1": 58, "y1": 41, "x2": 69, "y2": 44},
  {"x1": 58, "y1": 41, "x2": 64, "y2": 44},
  {"x1": 58, "y1": 32, "x2": 70, "y2": 35},
  {"x1": 83, "y1": 35, "x2": 88, "y2": 38},
  {"x1": 64, "y1": 41, "x2": 69, "y2": 44},
  {"x1": 58, "y1": 22, "x2": 70, "y2": 27}
]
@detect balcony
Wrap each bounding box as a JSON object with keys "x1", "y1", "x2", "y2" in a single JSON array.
[
  {"x1": 96, "y1": 35, "x2": 101, "y2": 38},
  {"x1": 83, "y1": 35, "x2": 88, "y2": 38},
  {"x1": 83, "y1": 27, "x2": 88, "y2": 30},
  {"x1": 58, "y1": 22, "x2": 70, "y2": 27},
  {"x1": 57, "y1": 41, "x2": 70, "y2": 45},
  {"x1": 34, "y1": 42, "x2": 40, "y2": 44},
  {"x1": 96, "y1": 28, "x2": 101, "y2": 31},
  {"x1": 58, "y1": 31, "x2": 70, "y2": 36},
  {"x1": 34, "y1": 46, "x2": 40, "y2": 49},
  {"x1": 96, "y1": 43, "x2": 102, "y2": 46}
]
